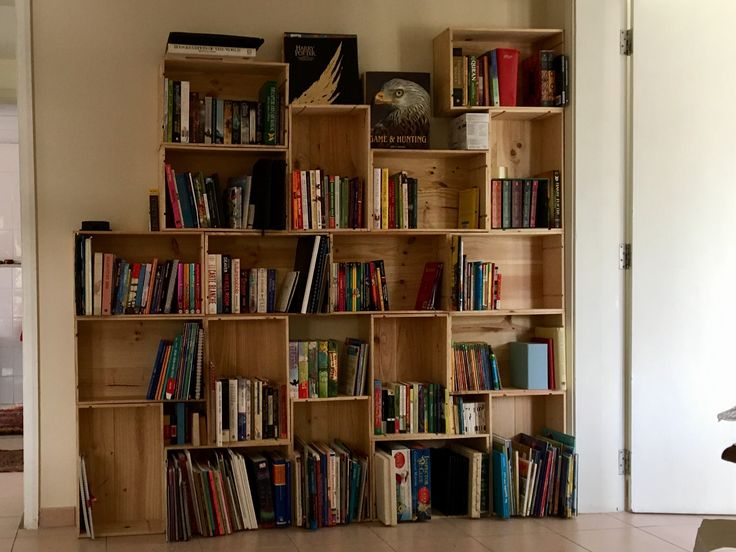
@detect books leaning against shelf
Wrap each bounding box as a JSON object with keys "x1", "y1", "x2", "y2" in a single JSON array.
[
  {"x1": 492, "y1": 428, "x2": 578, "y2": 519},
  {"x1": 331, "y1": 260, "x2": 389, "y2": 312},
  {"x1": 373, "y1": 381, "x2": 450, "y2": 435},
  {"x1": 451, "y1": 236, "x2": 502, "y2": 311},
  {"x1": 415, "y1": 262, "x2": 443, "y2": 310},
  {"x1": 162, "y1": 79, "x2": 280, "y2": 145},
  {"x1": 372, "y1": 168, "x2": 418, "y2": 229},
  {"x1": 213, "y1": 378, "x2": 287, "y2": 446},
  {"x1": 294, "y1": 438, "x2": 370, "y2": 529},
  {"x1": 452, "y1": 342, "x2": 501, "y2": 391},
  {"x1": 291, "y1": 170, "x2": 363, "y2": 230},
  {"x1": 289, "y1": 338, "x2": 368, "y2": 400},
  {"x1": 146, "y1": 322, "x2": 204, "y2": 401},
  {"x1": 74, "y1": 236, "x2": 201, "y2": 316},
  {"x1": 490, "y1": 173, "x2": 561, "y2": 229}
]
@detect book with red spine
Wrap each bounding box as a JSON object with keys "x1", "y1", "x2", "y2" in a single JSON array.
[
  {"x1": 495, "y1": 48, "x2": 520, "y2": 106},
  {"x1": 415, "y1": 262, "x2": 443, "y2": 310},
  {"x1": 388, "y1": 174, "x2": 396, "y2": 229},
  {"x1": 530, "y1": 180, "x2": 539, "y2": 228},
  {"x1": 164, "y1": 163, "x2": 184, "y2": 228},
  {"x1": 292, "y1": 171, "x2": 303, "y2": 229},
  {"x1": 279, "y1": 383, "x2": 288, "y2": 439},
  {"x1": 338, "y1": 264, "x2": 346, "y2": 312},
  {"x1": 177, "y1": 262, "x2": 184, "y2": 313},
  {"x1": 207, "y1": 470, "x2": 225, "y2": 535}
]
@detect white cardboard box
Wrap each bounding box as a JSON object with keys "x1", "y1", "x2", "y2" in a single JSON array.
[{"x1": 450, "y1": 113, "x2": 489, "y2": 150}]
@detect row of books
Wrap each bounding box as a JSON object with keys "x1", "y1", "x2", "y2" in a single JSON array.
[
  {"x1": 490, "y1": 173, "x2": 562, "y2": 229},
  {"x1": 162, "y1": 79, "x2": 281, "y2": 145},
  {"x1": 166, "y1": 449, "x2": 291, "y2": 541},
  {"x1": 373, "y1": 381, "x2": 448, "y2": 435},
  {"x1": 164, "y1": 405, "x2": 206, "y2": 446},
  {"x1": 331, "y1": 261, "x2": 389, "y2": 312},
  {"x1": 452, "y1": 396, "x2": 488, "y2": 436},
  {"x1": 452, "y1": 236, "x2": 502, "y2": 311},
  {"x1": 165, "y1": 159, "x2": 287, "y2": 230},
  {"x1": 146, "y1": 323, "x2": 204, "y2": 401},
  {"x1": 294, "y1": 439, "x2": 370, "y2": 528},
  {"x1": 452, "y1": 48, "x2": 569, "y2": 108},
  {"x1": 290, "y1": 170, "x2": 364, "y2": 230},
  {"x1": 206, "y1": 257, "x2": 279, "y2": 314},
  {"x1": 288, "y1": 339, "x2": 369, "y2": 399},
  {"x1": 214, "y1": 378, "x2": 287, "y2": 445},
  {"x1": 492, "y1": 429, "x2": 578, "y2": 519},
  {"x1": 452, "y1": 342, "x2": 501, "y2": 391},
  {"x1": 371, "y1": 168, "x2": 419, "y2": 229}
]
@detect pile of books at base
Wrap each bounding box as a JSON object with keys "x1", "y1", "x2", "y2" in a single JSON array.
[
  {"x1": 373, "y1": 381, "x2": 448, "y2": 435},
  {"x1": 214, "y1": 378, "x2": 287, "y2": 446},
  {"x1": 162, "y1": 79, "x2": 281, "y2": 146},
  {"x1": 452, "y1": 342, "x2": 501, "y2": 391},
  {"x1": 372, "y1": 168, "x2": 418, "y2": 229},
  {"x1": 492, "y1": 428, "x2": 578, "y2": 519},
  {"x1": 374, "y1": 443, "x2": 490, "y2": 524},
  {"x1": 490, "y1": 172, "x2": 562, "y2": 229},
  {"x1": 450, "y1": 396, "x2": 488, "y2": 436},
  {"x1": 290, "y1": 170, "x2": 364, "y2": 230},
  {"x1": 288, "y1": 338, "x2": 369, "y2": 399},
  {"x1": 164, "y1": 159, "x2": 287, "y2": 230},
  {"x1": 146, "y1": 323, "x2": 204, "y2": 401},
  {"x1": 74, "y1": 236, "x2": 201, "y2": 316},
  {"x1": 452, "y1": 236, "x2": 502, "y2": 311},
  {"x1": 206, "y1": 256, "x2": 279, "y2": 314},
  {"x1": 166, "y1": 449, "x2": 291, "y2": 541},
  {"x1": 294, "y1": 439, "x2": 370, "y2": 529},
  {"x1": 330, "y1": 260, "x2": 390, "y2": 312}
]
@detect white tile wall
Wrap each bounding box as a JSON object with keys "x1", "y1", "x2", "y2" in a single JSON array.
[{"x1": 0, "y1": 108, "x2": 21, "y2": 406}]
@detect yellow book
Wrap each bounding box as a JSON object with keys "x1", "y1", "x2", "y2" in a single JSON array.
[
  {"x1": 458, "y1": 187, "x2": 479, "y2": 229},
  {"x1": 381, "y1": 168, "x2": 389, "y2": 230}
]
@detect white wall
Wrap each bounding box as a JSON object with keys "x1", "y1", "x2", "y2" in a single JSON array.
[
  {"x1": 31, "y1": 0, "x2": 573, "y2": 511},
  {"x1": 573, "y1": 0, "x2": 627, "y2": 512}
]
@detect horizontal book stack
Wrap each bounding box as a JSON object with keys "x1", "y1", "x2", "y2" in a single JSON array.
[
  {"x1": 373, "y1": 381, "x2": 448, "y2": 435},
  {"x1": 74, "y1": 236, "x2": 201, "y2": 316},
  {"x1": 288, "y1": 338, "x2": 369, "y2": 399},
  {"x1": 205, "y1": 255, "x2": 279, "y2": 314},
  {"x1": 372, "y1": 168, "x2": 418, "y2": 229},
  {"x1": 162, "y1": 79, "x2": 281, "y2": 145},
  {"x1": 375, "y1": 444, "x2": 431, "y2": 524},
  {"x1": 451, "y1": 397, "x2": 488, "y2": 435},
  {"x1": 492, "y1": 428, "x2": 578, "y2": 519},
  {"x1": 146, "y1": 323, "x2": 204, "y2": 401},
  {"x1": 452, "y1": 236, "x2": 502, "y2": 311},
  {"x1": 214, "y1": 378, "x2": 287, "y2": 446},
  {"x1": 294, "y1": 439, "x2": 370, "y2": 529},
  {"x1": 166, "y1": 449, "x2": 292, "y2": 541},
  {"x1": 330, "y1": 260, "x2": 389, "y2": 312},
  {"x1": 290, "y1": 170, "x2": 363, "y2": 230},
  {"x1": 452, "y1": 342, "x2": 501, "y2": 391},
  {"x1": 490, "y1": 174, "x2": 561, "y2": 229}
]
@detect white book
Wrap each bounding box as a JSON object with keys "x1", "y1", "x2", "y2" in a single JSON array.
[
  {"x1": 232, "y1": 258, "x2": 241, "y2": 314},
  {"x1": 257, "y1": 267, "x2": 267, "y2": 313},
  {"x1": 374, "y1": 450, "x2": 397, "y2": 526},
  {"x1": 139, "y1": 263, "x2": 152, "y2": 313},
  {"x1": 373, "y1": 167, "x2": 382, "y2": 228},
  {"x1": 206, "y1": 254, "x2": 217, "y2": 314},
  {"x1": 300, "y1": 171, "x2": 309, "y2": 229},
  {"x1": 315, "y1": 169, "x2": 323, "y2": 229},
  {"x1": 215, "y1": 380, "x2": 223, "y2": 446},
  {"x1": 300, "y1": 236, "x2": 321, "y2": 313},
  {"x1": 402, "y1": 177, "x2": 409, "y2": 229},
  {"x1": 92, "y1": 252, "x2": 103, "y2": 316},
  {"x1": 167, "y1": 43, "x2": 258, "y2": 58},
  {"x1": 294, "y1": 449, "x2": 303, "y2": 526},
  {"x1": 229, "y1": 378, "x2": 238, "y2": 443},
  {"x1": 247, "y1": 204, "x2": 255, "y2": 229},
  {"x1": 180, "y1": 80, "x2": 190, "y2": 143}
]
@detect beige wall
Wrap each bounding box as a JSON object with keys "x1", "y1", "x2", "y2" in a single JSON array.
[{"x1": 32, "y1": 0, "x2": 567, "y2": 509}]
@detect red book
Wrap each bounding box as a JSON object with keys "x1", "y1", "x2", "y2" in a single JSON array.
[
  {"x1": 194, "y1": 263, "x2": 201, "y2": 314},
  {"x1": 144, "y1": 258, "x2": 158, "y2": 314},
  {"x1": 164, "y1": 163, "x2": 183, "y2": 228},
  {"x1": 177, "y1": 262, "x2": 184, "y2": 313},
  {"x1": 495, "y1": 48, "x2": 519, "y2": 106},
  {"x1": 388, "y1": 174, "x2": 396, "y2": 228},
  {"x1": 530, "y1": 180, "x2": 539, "y2": 228},
  {"x1": 292, "y1": 171, "x2": 302, "y2": 229},
  {"x1": 207, "y1": 471, "x2": 225, "y2": 535},
  {"x1": 491, "y1": 180, "x2": 502, "y2": 229},
  {"x1": 368, "y1": 262, "x2": 380, "y2": 310},
  {"x1": 415, "y1": 262, "x2": 443, "y2": 310},
  {"x1": 338, "y1": 264, "x2": 346, "y2": 312}
]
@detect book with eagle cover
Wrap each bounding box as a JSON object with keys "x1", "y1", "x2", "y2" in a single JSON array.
[
  {"x1": 283, "y1": 33, "x2": 361, "y2": 105},
  {"x1": 364, "y1": 72, "x2": 430, "y2": 149}
]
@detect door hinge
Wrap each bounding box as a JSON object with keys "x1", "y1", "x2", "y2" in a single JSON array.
[
  {"x1": 620, "y1": 29, "x2": 633, "y2": 56},
  {"x1": 619, "y1": 449, "x2": 631, "y2": 475},
  {"x1": 619, "y1": 243, "x2": 632, "y2": 270}
]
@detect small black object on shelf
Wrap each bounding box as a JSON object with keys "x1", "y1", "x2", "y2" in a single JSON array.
[{"x1": 81, "y1": 221, "x2": 111, "y2": 231}]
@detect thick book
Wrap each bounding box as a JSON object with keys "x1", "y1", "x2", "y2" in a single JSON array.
[
  {"x1": 458, "y1": 187, "x2": 479, "y2": 229},
  {"x1": 167, "y1": 32, "x2": 264, "y2": 58},
  {"x1": 408, "y1": 445, "x2": 431, "y2": 521},
  {"x1": 245, "y1": 453, "x2": 275, "y2": 528},
  {"x1": 495, "y1": 48, "x2": 519, "y2": 107},
  {"x1": 415, "y1": 262, "x2": 443, "y2": 310}
]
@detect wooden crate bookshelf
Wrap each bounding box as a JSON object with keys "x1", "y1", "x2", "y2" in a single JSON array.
[{"x1": 75, "y1": 23, "x2": 571, "y2": 539}]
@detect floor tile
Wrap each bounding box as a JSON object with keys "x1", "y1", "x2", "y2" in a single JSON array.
[
  {"x1": 542, "y1": 513, "x2": 628, "y2": 534},
  {"x1": 288, "y1": 525, "x2": 385, "y2": 547},
  {"x1": 106, "y1": 534, "x2": 200, "y2": 552},
  {"x1": 640, "y1": 524, "x2": 699, "y2": 550},
  {"x1": 371, "y1": 517, "x2": 462, "y2": 546},
  {"x1": 198, "y1": 529, "x2": 295, "y2": 550},
  {"x1": 11, "y1": 535, "x2": 107, "y2": 552},
  {"x1": 0, "y1": 538, "x2": 12, "y2": 552},
  {"x1": 447, "y1": 517, "x2": 554, "y2": 537},
  {"x1": 475, "y1": 532, "x2": 588, "y2": 552},
  {"x1": 610, "y1": 511, "x2": 704, "y2": 527},
  {"x1": 0, "y1": 517, "x2": 20, "y2": 538},
  {"x1": 565, "y1": 527, "x2": 685, "y2": 552}
]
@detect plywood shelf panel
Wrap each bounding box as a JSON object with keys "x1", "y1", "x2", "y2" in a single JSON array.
[
  {"x1": 161, "y1": 143, "x2": 288, "y2": 153},
  {"x1": 373, "y1": 432, "x2": 488, "y2": 442},
  {"x1": 164, "y1": 438, "x2": 290, "y2": 451}
]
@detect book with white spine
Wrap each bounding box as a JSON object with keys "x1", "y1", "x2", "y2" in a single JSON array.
[
  {"x1": 180, "y1": 81, "x2": 190, "y2": 143},
  {"x1": 232, "y1": 258, "x2": 241, "y2": 314}
]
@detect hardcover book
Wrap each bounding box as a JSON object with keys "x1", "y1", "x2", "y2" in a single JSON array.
[
  {"x1": 283, "y1": 33, "x2": 361, "y2": 105},
  {"x1": 364, "y1": 72, "x2": 430, "y2": 149}
]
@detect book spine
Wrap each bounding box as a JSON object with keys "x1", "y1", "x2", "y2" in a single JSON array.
[
  {"x1": 180, "y1": 81, "x2": 190, "y2": 143},
  {"x1": 452, "y1": 48, "x2": 464, "y2": 106},
  {"x1": 204, "y1": 96, "x2": 212, "y2": 144},
  {"x1": 261, "y1": 81, "x2": 278, "y2": 145},
  {"x1": 172, "y1": 81, "x2": 181, "y2": 142}
]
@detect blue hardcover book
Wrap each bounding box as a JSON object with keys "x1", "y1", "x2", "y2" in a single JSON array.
[
  {"x1": 409, "y1": 445, "x2": 431, "y2": 521},
  {"x1": 175, "y1": 402, "x2": 185, "y2": 445},
  {"x1": 267, "y1": 268, "x2": 276, "y2": 312},
  {"x1": 349, "y1": 460, "x2": 360, "y2": 522},
  {"x1": 267, "y1": 453, "x2": 290, "y2": 527},
  {"x1": 492, "y1": 450, "x2": 510, "y2": 518},
  {"x1": 146, "y1": 340, "x2": 167, "y2": 400},
  {"x1": 115, "y1": 261, "x2": 130, "y2": 314},
  {"x1": 134, "y1": 264, "x2": 147, "y2": 314},
  {"x1": 473, "y1": 262, "x2": 483, "y2": 310}
]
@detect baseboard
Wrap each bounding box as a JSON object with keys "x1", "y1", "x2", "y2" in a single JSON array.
[{"x1": 39, "y1": 506, "x2": 75, "y2": 528}]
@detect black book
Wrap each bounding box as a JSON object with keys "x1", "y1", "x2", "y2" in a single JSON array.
[
  {"x1": 308, "y1": 236, "x2": 330, "y2": 313},
  {"x1": 535, "y1": 179, "x2": 550, "y2": 228},
  {"x1": 167, "y1": 32, "x2": 264, "y2": 50},
  {"x1": 289, "y1": 236, "x2": 319, "y2": 314},
  {"x1": 74, "y1": 235, "x2": 85, "y2": 315},
  {"x1": 245, "y1": 453, "x2": 276, "y2": 527},
  {"x1": 220, "y1": 379, "x2": 230, "y2": 442},
  {"x1": 204, "y1": 175, "x2": 222, "y2": 228},
  {"x1": 251, "y1": 158, "x2": 287, "y2": 230}
]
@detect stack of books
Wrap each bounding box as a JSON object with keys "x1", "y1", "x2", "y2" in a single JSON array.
[
  {"x1": 330, "y1": 260, "x2": 389, "y2": 312},
  {"x1": 294, "y1": 439, "x2": 370, "y2": 529},
  {"x1": 214, "y1": 378, "x2": 287, "y2": 445},
  {"x1": 372, "y1": 168, "x2": 418, "y2": 229},
  {"x1": 373, "y1": 381, "x2": 448, "y2": 435},
  {"x1": 162, "y1": 79, "x2": 280, "y2": 146},
  {"x1": 452, "y1": 342, "x2": 501, "y2": 391},
  {"x1": 288, "y1": 338, "x2": 369, "y2": 399},
  {"x1": 490, "y1": 173, "x2": 561, "y2": 229},
  {"x1": 492, "y1": 428, "x2": 578, "y2": 519},
  {"x1": 290, "y1": 170, "x2": 363, "y2": 230},
  {"x1": 452, "y1": 236, "x2": 502, "y2": 311},
  {"x1": 146, "y1": 323, "x2": 204, "y2": 401}
]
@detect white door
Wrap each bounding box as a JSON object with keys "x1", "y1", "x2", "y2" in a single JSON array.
[{"x1": 631, "y1": 0, "x2": 736, "y2": 513}]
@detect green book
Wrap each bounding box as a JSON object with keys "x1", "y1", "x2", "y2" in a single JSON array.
[
  {"x1": 259, "y1": 80, "x2": 278, "y2": 145},
  {"x1": 502, "y1": 180, "x2": 512, "y2": 229},
  {"x1": 468, "y1": 56, "x2": 478, "y2": 107},
  {"x1": 318, "y1": 340, "x2": 329, "y2": 398},
  {"x1": 327, "y1": 340, "x2": 339, "y2": 397}
]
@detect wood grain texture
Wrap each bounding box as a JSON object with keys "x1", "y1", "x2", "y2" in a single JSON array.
[
  {"x1": 491, "y1": 393, "x2": 566, "y2": 438},
  {"x1": 491, "y1": 113, "x2": 563, "y2": 178},
  {"x1": 293, "y1": 399, "x2": 371, "y2": 453}
]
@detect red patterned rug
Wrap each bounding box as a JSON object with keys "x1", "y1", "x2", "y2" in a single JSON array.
[
  {"x1": 0, "y1": 450, "x2": 22, "y2": 472},
  {"x1": 0, "y1": 405, "x2": 22, "y2": 435}
]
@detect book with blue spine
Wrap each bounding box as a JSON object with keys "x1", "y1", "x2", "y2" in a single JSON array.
[
  {"x1": 492, "y1": 449, "x2": 510, "y2": 518},
  {"x1": 408, "y1": 444, "x2": 431, "y2": 521}
]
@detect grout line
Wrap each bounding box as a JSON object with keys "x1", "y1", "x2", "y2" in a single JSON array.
[
  {"x1": 469, "y1": 535, "x2": 496, "y2": 551},
  {"x1": 555, "y1": 531, "x2": 595, "y2": 551},
  {"x1": 637, "y1": 526, "x2": 692, "y2": 551}
]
